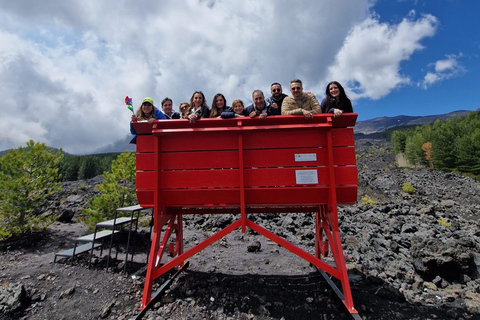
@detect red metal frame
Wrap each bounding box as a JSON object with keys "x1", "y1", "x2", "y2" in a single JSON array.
[{"x1": 133, "y1": 114, "x2": 358, "y2": 314}]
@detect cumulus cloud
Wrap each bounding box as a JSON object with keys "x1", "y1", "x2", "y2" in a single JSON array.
[
  {"x1": 0, "y1": 0, "x2": 373, "y2": 154},
  {"x1": 324, "y1": 10, "x2": 438, "y2": 100},
  {"x1": 0, "y1": 1, "x2": 446, "y2": 154},
  {"x1": 420, "y1": 54, "x2": 465, "y2": 89}
]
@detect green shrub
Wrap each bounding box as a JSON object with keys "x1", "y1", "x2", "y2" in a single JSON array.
[
  {"x1": 361, "y1": 195, "x2": 375, "y2": 206},
  {"x1": 402, "y1": 182, "x2": 415, "y2": 194},
  {"x1": 437, "y1": 218, "x2": 451, "y2": 227}
]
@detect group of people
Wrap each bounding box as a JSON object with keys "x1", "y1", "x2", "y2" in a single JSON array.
[{"x1": 130, "y1": 79, "x2": 353, "y2": 140}]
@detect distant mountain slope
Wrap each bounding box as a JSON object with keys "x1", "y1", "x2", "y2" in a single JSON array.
[
  {"x1": 93, "y1": 136, "x2": 136, "y2": 154},
  {"x1": 354, "y1": 110, "x2": 476, "y2": 135}
]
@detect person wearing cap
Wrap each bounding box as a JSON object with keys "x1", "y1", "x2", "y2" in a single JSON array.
[
  {"x1": 131, "y1": 97, "x2": 165, "y2": 123},
  {"x1": 130, "y1": 97, "x2": 166, "y2": 143}
]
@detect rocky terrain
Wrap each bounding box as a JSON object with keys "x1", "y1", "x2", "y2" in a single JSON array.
[{"x1": 1, "y1": 138, "x2": 479, "y2": 320}]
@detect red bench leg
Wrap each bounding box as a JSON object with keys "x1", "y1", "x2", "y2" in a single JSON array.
[
  {"x1": 141, "y1": 213, "x2": 182, "y2": 308},
  {"x1": 319, "y1": 205, "x2": 357, "y2": 314},
  {"x1": 316, "y1": 206, "x2": 329, "y2": 258}
]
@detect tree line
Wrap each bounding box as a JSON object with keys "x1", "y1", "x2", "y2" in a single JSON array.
[
  {"x1": 390, "y1": 110, "x2": 480, "y2": 180},
  {"x1": 59, "y1": 153, "x2": 121, "y2": 181}
]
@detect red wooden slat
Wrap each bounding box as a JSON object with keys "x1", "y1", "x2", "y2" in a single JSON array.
[
  {"x1": 136, "y1": 135, "x2": 155, "y2": 152},
  {"x1": 331, "y1": 128, "x2": 355, "y2": 147},
  {"x1": 162, "y1": 150, "x2": 239, "y2": 170},
  {"x1": 136, "y1": 185, "x2": 357, "y2": 209},
  {"x1": 137, "y1": 190, "x2": 154, "y2": 207},
  {"x1": 243, "y1": 167, "x2": 357, "y2": 187},
  {"x1": 136, "y1": 153, "x2": 154, "y2": 171},
  {"x1": 161, "y1": 132, "x2": 239, "y2": 152},
  {"x1": 156, "y1": 146, "x2": 356, "y2": 170},
  {"x1": 242, "y1": 129, "x2": 327, "y2": 149},
  {"x1": 136, "y1": 171, "x2": 155, "y2": 189},
  {"x1": 157, "y1": 185, "x2": 357, "y2": 207},
  {"x1": 153, "y1": 166, "x2": 357, "y2": 189},
  {"x1": 161, "y1": 169, "x2": 240, "y2": 188},
  {"x1": 243, "y1": 147, "x2": 356, "y2": 167}
]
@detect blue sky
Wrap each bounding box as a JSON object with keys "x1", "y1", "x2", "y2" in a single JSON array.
[
  {"x1": 359, "y1": 0, "x2": 480, "y2": 119},
  {"x1": 0, "y1": 0, "x2": 478, "y2": 154}
]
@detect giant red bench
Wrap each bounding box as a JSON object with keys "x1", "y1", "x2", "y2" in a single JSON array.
[{"x1": 132, "y1": 113, "x2": 359, "y2": 315}]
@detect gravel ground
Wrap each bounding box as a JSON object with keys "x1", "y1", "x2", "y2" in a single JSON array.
[{"x1": 1, "y1": 138, "x2": 479, "y2": 320}]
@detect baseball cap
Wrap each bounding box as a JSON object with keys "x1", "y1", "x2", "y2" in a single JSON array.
[{"x1": 142, "y1": 97, "x2": 154, "y2": 105}]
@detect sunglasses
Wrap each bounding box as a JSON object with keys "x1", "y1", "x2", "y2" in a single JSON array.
[{"x1": 272, "y1": 88, "x2": 281, "y2": 93}]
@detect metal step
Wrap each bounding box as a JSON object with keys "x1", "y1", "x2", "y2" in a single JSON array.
[{"x1": 54, "y1": 243, "x2": 102, "y2": 262}]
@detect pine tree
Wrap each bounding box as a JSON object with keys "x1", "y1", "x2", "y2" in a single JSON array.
[
  {"x1": 0, "y1": 140, "x2": 63, "y2": 240},
  {"x1": 391, "y1": 130, "x2": 408, "y2": 154},
  {"x1": 82, "y1": 151, "x2": 137, "y2": 230}
]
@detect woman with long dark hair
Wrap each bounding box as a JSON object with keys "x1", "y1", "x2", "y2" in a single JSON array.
[
  {"x1": 210, "y1": 93, "x2": 228, "y2": 118},
  {"x1": 321, "y1": 81, "x2": 353, "y2": 117},
  {"x1": 187, "y1": 91, "x2": 210, "y2": 123}
]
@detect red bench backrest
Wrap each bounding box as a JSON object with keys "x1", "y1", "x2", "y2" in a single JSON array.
[{"x1": 134, "y1": 114, "x2": 358, "y2": 210}]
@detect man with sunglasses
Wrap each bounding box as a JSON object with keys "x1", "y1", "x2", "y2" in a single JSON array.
[
  {"x1": 266, "y1": 82, "x2": 288, "y2": 114},
  {"x1": 281, "y1": 79, "x2": 322, "y2": 119}
]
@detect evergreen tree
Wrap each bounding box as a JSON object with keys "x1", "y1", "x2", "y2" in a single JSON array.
[
  {"x1": 431, "y1": 120, "x2": 457, "y2": 171},
  {"x1": 59, "y1": 155, "x2": 81, "y2": 181},
  {"x1": 405, "y1": 132, "x2": 426, "y2": 166},
  {"x1": 0, "y1": 140, "x2": 63, "y2": 240},
  {"x1": 82, "y1": 151, "x2": 137, "y2": 230},
  {"x1": 388, "y1": 110, "x2": 480, "y2": 180},
  {"x1": 78, "y1": 156, "x2": 100, "y2": 180},
  {"x1": 391, "y1": 130, "x2": 408, "y2": 154}
]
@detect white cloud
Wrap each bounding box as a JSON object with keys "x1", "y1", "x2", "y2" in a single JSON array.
[
  {"x1": 0, "y1": 0, "x2": 373, "y2": 153},
  {"x1": 420, "y1": 54, "x2": 465, "y2": 89},
  {"x1": 0, "y1": 0, "x2": 447, "y2": 154},
  {"x1": 324, "y1": 10, "x2": 438, "y2": 100}
]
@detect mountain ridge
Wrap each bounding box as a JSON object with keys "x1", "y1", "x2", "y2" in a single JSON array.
[{"x1": 354, "y1": 109, "x2": 477, "y2": 135}]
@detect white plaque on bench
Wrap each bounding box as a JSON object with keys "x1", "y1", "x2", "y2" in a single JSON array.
[
  {"x1": 295, "y1": 169, "x2": 318, "y2": 184},
  {"x1": 295, "y1": 153, "x2": 317, "y2": 162}
]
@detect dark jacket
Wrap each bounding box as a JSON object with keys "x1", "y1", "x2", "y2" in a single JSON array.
[
  {"x1": 188, "y1": 106, "x2": 210, "y2": 118},
  {"x1": 164, "y1": 111, "x2": 181, "y2": 119},
  {"x1": 245, "y1": 101, "x2": 280, "y2": 117},
  {"x1": 220, "y1": 107, "x2": 249, "y2": 118},
  {"x1": 321, "y1": 97, "x2": 353, "y2": 114},
  {"x1": 266, "y1": 93, "x2": 288, "y2": 113}
]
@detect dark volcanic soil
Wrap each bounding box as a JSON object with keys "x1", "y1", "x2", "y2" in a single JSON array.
[{"x1": 1, "y1": 139, "x2": 479, "y2": 320}]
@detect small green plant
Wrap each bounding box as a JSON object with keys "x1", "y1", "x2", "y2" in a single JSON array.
[
  {"x1": 79, "y1": 184, "x2": 87, "y2": 191},
  {"x1": 71, "y1": 189, "x2": 77, "y2": 194},
  {"x1": 361, "y1": 195, "x2": 375, "y2": 206},
  {"x1": 362, "y1": 164, "x2": 368, "y2": 169},
  {"x1": 437, "y1": 218, "x2": 451, "y2": 227},
  {"x1": 402, "y1": 182, "x2": 415, "y2": 194}
]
